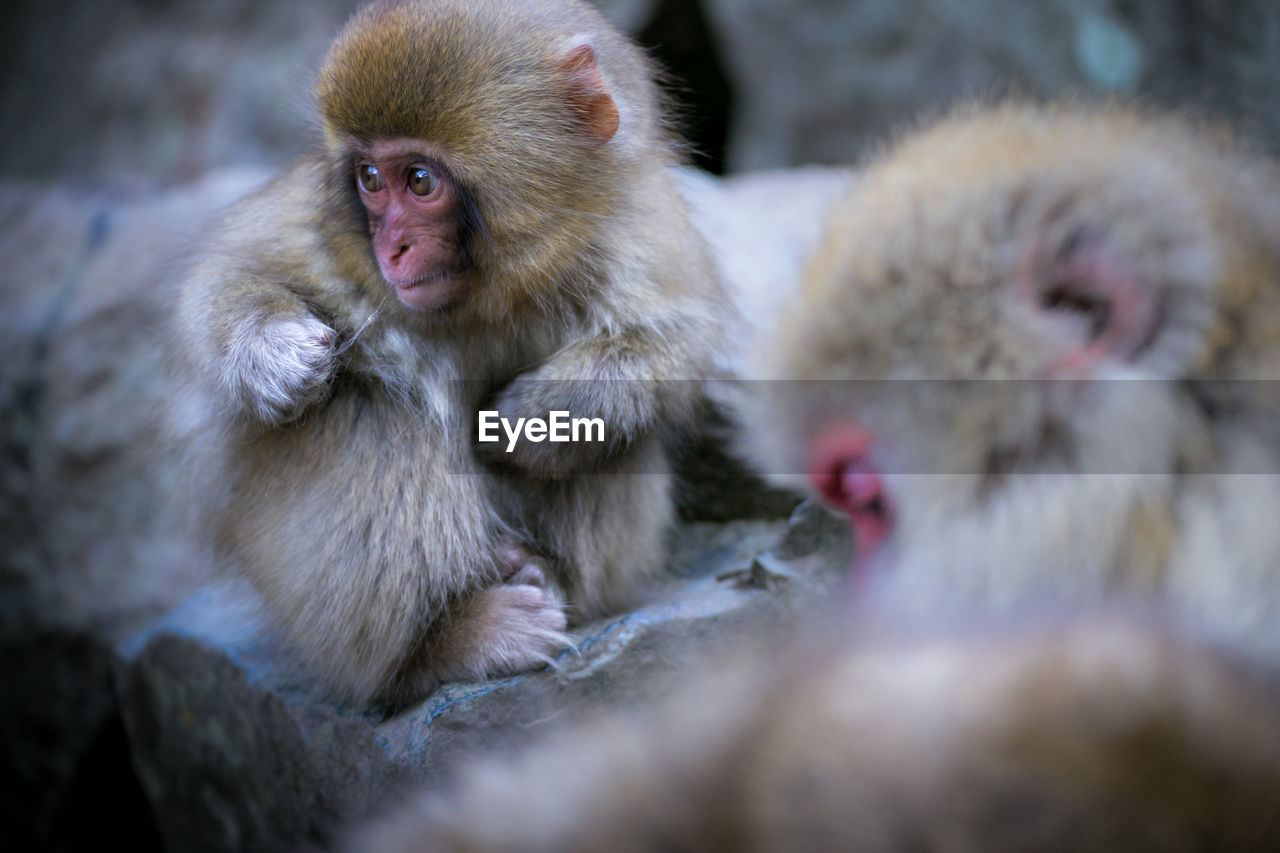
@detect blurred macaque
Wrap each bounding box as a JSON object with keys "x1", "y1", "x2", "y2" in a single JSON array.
[
  {"x1": 741, "y1": 102, "x2": 1280, "y2": 663},
  {"x1": 351, "y1": 617, "x2": 1280, "y2": 852}
]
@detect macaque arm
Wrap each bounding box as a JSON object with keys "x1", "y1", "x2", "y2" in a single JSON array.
[
  {"x1": 484, "y1": 223, "x2": 723, "y2": 477},
  {"x1": 480, "y1": 319, "x2": 706, "y2": 476},
  {"x1": 178, "y1": 166, "x2": 341, "y2": 425}
]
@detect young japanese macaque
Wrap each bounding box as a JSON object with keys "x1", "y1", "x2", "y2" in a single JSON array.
[
  {"x1": 168, "y1": 0, "x2": 724, "y2": 707},
  {"x1": 742, "y1": 101, "x2": 1280, "y2": 664},
  {"x1": 344, "y1": 103, "x2": 1280, "y2": 852}
]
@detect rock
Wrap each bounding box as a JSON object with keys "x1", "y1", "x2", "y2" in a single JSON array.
[
  {"x1": 106, "y1": 507, "x2": 850, "y2": 850},
  {"x1": 772, "y1": 499, "x2": 851, "y2": 561},
  {"x1": 0, "y1": 0, "x2": 677, "y2": 184},
  {"x1": 700, "y1": 0, "x2": 1280, "y2": 171},
  {"x1": 0, "y1": 169, "x2": 270, "y2": 640},
  {"x1": 704, "y1": 0, "x2": 1081, "y2": 170},
  {"x1": 0, "y1": 1, "x2": 360, "y2": 184},
  {"x1": 118, "y1": 634, "x2": 407, "y2": 853},
  {"x1": 10, "y1": 2, "x2": 1280, "y2": 182},
  {"x1": 0, "y1": 170, "x2": 273, "y2": 850},
  {"x1": 0, "y1": 627, "x2": 127, "y2": 845}
]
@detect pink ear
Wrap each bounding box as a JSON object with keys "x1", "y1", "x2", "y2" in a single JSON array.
[
  {"x1": 1019, "y1": 231, "x2": 1157, "y2": 369},
  {"x1": 560, "y1": 44, "x2": 619, "y2": 145}
]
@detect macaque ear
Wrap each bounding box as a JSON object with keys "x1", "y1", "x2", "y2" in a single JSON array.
[
  {"x1": 1021, "y1": 229, "x2": 1157, "y2": 365},
  {"x1": 560, "y1": 44, "x2": 619, "y2": 145}
]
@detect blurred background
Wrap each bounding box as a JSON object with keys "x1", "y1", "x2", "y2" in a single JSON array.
[{"x1": 3, "y1": 0, "x2": 1280, "y2": 186}]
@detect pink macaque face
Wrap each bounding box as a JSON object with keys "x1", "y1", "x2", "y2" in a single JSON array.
[{"x1": 352, "y1": 138, "x2": 470, "y2": 312}]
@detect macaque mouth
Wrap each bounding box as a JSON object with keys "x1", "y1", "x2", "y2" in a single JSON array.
[
  {"x1": 808, "y1": 426, "x2": 896, "y2": 562},
  {"x1": 391, "y1": 268, "x2": 460, "y2": 289},
  {"x1": 384, "y1": 266, "x2": 468, "y2": 312}
]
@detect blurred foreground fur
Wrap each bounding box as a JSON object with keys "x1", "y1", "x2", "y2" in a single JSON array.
[{"x1": 351, "y1": 617, "x2": 1280, "y2": 852}]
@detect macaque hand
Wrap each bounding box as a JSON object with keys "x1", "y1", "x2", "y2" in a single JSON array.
[{"x1": 229, "y1": 316, "x2": 338, "y2": 425}]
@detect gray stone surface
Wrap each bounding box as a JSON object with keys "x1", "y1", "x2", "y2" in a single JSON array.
[
  {"x1": 119, "y1": 634, "x2": 407, "y2": 853},
  {"x1": 112, "y1": 504, "x2": 850, "y2": 849},
  {"x1": 704, "y1": 0, "x2": 1280, "y2": 171},
  {"x1": 1, "y1": 1, "x2": 359, "y2": 184},
  {"x1": 0, "y1": 0, "x2": 657, "y2": 185},
  {"x1": 1, "y1": 169, "x2": 271, "y2": 640}
]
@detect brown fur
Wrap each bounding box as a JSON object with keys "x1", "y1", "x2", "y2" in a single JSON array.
[
  {"x1": 351, "y1": 619, "x2": 1280, "y2": 852},
  {"x1": 168, "y1": 0, "x2": 725, "y2": 706},
  {"x1": 741, "y1": 102, "x2": 1280, "y2": 663}
]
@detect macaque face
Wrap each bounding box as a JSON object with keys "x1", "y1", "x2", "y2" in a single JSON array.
[
  {"x1": 751, "y1": 155, "x2": 1221, "y2": 598},
  {"x1": 351, "y1": 138, "x2": 470, "y2": 312}
]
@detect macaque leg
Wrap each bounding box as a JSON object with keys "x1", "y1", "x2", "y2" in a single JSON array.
[
  {"x1": 387, "y1": 540, "x2": 570, "y2": 702},
  {"x1": 523, "y1": 435, "x2": 675, "y2": 619}
]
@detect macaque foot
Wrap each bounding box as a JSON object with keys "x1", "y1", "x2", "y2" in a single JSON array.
[
  {"x1": 455, "y1": 581, "x2": 570, "y2": 681},
  {"x1": 232, "y1": 316, "x2": 337, "y2": 424},
  {"x1": 433, "y1": 538, "x2": 570, "y2": 683}
]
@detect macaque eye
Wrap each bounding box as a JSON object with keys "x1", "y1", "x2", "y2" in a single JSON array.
[
  {"x1": 357, "y1": 164, "x2": 383, "y2": 193},
  {"x1": 408, "y1": 167, "x2": 439, "y2": 197}
]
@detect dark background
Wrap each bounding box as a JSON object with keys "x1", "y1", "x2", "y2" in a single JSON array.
[{"x1": 3, "y1": 0, "x2": 1279, "y2": 185}]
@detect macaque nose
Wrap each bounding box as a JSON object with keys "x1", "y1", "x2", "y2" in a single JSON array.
[{"x1": 808, "y1": 424, "x2": 895, "y2": 560}]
